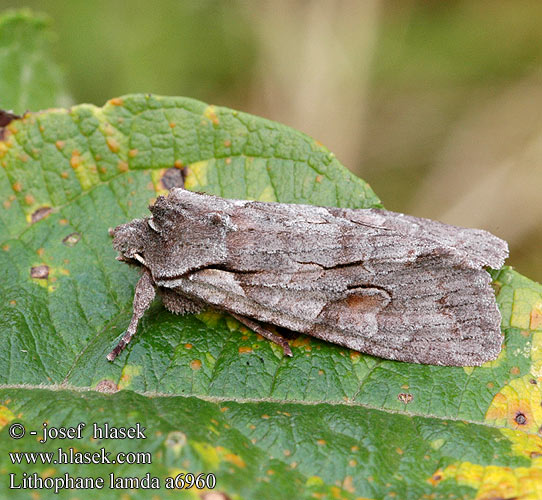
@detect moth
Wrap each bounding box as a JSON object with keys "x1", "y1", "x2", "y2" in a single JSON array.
[{"x1": 109, "y1": 188, "x2": 508, "y2": 366}]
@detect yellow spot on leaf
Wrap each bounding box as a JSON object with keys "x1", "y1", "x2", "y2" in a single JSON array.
[
  {"x1": 315, "y1": 175, "x2": 323, "y2": 183},
  {"x1": 531, "y1": 302, "x2": 542, "y2": 330},
  {"x1": 511, "y1": 289, "x2": 541, "y2": 330},
  {"x1": 192, "y1": 442, "x2": 220, "y2": 469},
  {"x1": 257, "y1": 185, "x2": 277, "y2": 203},
  {"x1": 109, "y1": 97, "x2": 124, "y2": 106},
  {"x1": 224, "y1": 453, "x2": 246, "y2": 468},
  {"x1": 12, "y1": 181, "x2": 21, "y2": 192},
  {"x1": 430, "y1": 439, "x2": 445, "y2": 450},
  {"x1": 238, "y1": 346, "x2": 253, "y2": 354},
  {"x1": 306, "y1": 476, "x2": 324, "y2": 487},
  {"x1": 128, "y1": 148, "x2": 138, "y2": 158},
  {"x1": 24, "y1": 194, "x2": 35, "y2": 206},
  {"x1": 316, "y1": 439, "x2": 326, "y2": 446},
  {"x1": 435, "y1": 454, "x2": 542, "y2": 500},
  {"x1": 55, "y1": 140, "x2": 64, "y2": 150},
  {"x1": 118, "y1": 365, "x2": 142, "y2": 390},
  {"x1": 204, "y1": 105, "x2": 219, "y2": 126},
  {"x1": 0, "y1": 405, "x2": 16, "y2": 429},
  {"x1": 190, "y1": 359, "x2": 202, "y2": 370},
  {"x1": 184, "y1": 343, "x2": 192, "y2": 349},
  {"x1": 184, "y1": 160, "x2": 208, "y2": 190},
  {"x1": 486, "y1": 375, "x2": 542, "y2": 432},
  {"x1": 60, "y1": 171, "x2": 69, "y2": 179}
]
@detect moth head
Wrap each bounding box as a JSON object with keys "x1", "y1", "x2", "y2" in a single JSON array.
[{"x1": 111, "y1": 218, "x2": 153, "y2": 266}]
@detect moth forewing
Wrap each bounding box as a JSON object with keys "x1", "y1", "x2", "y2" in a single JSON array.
[{"x1": 109, "y1": 188, "x2": 508, "y2": 366}]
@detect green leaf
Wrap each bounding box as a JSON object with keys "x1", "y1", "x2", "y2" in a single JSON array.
[
  {"x1": 1, "y1": 94, "x2": 542, "y2": 499},
  {"x1": 0, "y1": 9, "x2": 69, "y2": 113}
]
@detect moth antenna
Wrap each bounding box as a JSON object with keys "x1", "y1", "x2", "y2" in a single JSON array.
[
  {"x1": 107, "y1": 268, "x2": 156, "y2": 361},
  {"x1": 231, "y1": 313, "x2": 293, "y2": 357}
]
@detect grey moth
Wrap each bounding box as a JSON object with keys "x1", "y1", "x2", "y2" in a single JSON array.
[{"x1": 109, "y1": 188, "x2": 508, "y2": 366}]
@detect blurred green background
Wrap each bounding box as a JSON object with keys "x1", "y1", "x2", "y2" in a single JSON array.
[{"x1": 1, "y1": 0, "x2": 541, "y2": 281}]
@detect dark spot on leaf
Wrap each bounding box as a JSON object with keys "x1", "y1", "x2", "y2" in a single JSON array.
[
  {"x1": 432, "y1": 474, "x2": 442, "y2": 481},
  {"x1": 161, "y1": 167, "x2": 186, "y2": 190},
  {"x1": 398, "y1": 393, "x2": 413, "y2": 404},
  {"x1": 95, "y1": 380, "x2": 118, "y2": 393},
  {"x1": 0, "y1": 110, "x2": 21, "y2": 140},
  {"x1": 30, "y1": 265, "x2": 49, "y2": 279},
  {"x1": 31, "y1": 206, "x2": 52, "y2": 224},
  {"x1": 530, "y1": 379, "x2": 537, "y2": 385},
  {"x1": 531, "y1": 451, "x2": 542, "y2": 458},
  {"x1": 62, "y1": 232, "x2": 81, "y2": 247},
  {"x1": 515, "y1": 412, "x2": 527, "y2": 425}
]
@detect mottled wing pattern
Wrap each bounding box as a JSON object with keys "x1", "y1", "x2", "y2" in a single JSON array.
[{"x1": 152, "y1": 190, "x2": 507, "y2": 366}]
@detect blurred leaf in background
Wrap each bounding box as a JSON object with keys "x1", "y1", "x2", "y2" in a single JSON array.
[{"x1": 0, "y1": 9, "x2": 69, "y2": 112}]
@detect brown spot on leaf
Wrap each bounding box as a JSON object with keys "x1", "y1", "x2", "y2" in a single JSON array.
[
  {"x1": 0, "y1": 110, "x2": 20, "y2": 140},
  {"x1": 128, "y1": 148, "x2": 138, "y2": 158},
  {"x1": 238, "y1": 346, "x2": 253, "y2": 354},
  {"x1": 62, "y1": 233, "x2": 81, "y2": 247},
  {"x1": 31, "y1": 206, "x2": 52, "y2": 223},
  {"x1": 190, "y1": 359, "x2": 202, "y2": 370},
  {"x1": 0, "y1": 110, "x2": 20, "y2": 127},
  {"x1": 60, "y1": 171, "x2": 69, "y2": 179},
  {"x1": 55, "y1": 140, "x2": 65, "y2": 150},
  {"x1": 30, "y1": 265, "x2": 49, "y2": 279},
  {"x1": 109, "y1": 97, "x2": 123, "y2": 106},
  {"x1": 117, "y1": 160, "x2": 129, "y2": 172},
  {"x1": 12, "y1": 182, "x2": 21, "y2": 192},
  {"x1": 398, "y1": 393, "x2": 413, "y2": 404},
  {"x1": 315, "y1": 175, "x2": 323, "y2": 183},
  {"x1": 95, "y1": 380, "x2": 118, "y2": 393},
  {"x1": 106, "y1": 137, "x2": 120, "y2": 153},
  {"x1": 24, "y1": 194, "x2": 35, "y2": 206},
  {"x1": 70, "y1": 150, "x2": 81, "y2": 169},
  {"x1": 161, "y1": 167, "x2": 186, "y2": 190},
  {"x1": 515, "y1": 412, "x2": 527, "y2": 425}
]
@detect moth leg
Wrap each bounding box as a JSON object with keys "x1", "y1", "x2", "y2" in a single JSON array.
[
  {"x1": 107, "y1": 267, "x2": 156, "y2": 361},
  {"x1": 230, "y1": 313, "x2": 293, "y2": 357}
]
